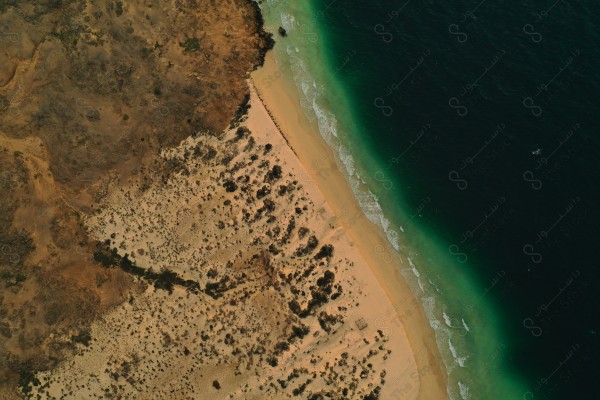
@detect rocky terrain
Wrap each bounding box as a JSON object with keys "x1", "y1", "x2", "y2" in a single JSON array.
[{"x1": 0, "y1": 0, "x2": 273, "y2": 397}]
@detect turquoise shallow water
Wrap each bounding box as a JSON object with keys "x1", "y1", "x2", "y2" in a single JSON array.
[
  {"x1": 256, "y1": 1, "x2": 599, "y2": 399},
  {"x1": 256, "y1": 1, "x2": 527, "y2": 399}
]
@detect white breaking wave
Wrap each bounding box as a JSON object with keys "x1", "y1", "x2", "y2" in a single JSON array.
[
  {"x1": 257, "y1": 3, "x2": 479, "y2": 399},
  {"x1": 443, "y1": 312, "x2": 453, "y2": 327},
  {"x1": 458, "y1": 381, "x2": 471, "y2": 400},
  {"x1": 279, "y1": 12, "x2": 296, "y2": 32},
  {"x1": 313, "y1": 100, "x2": 339, "y2": 139},
  {"x1": 462, "y1": 318, "x2": 471, "y2": 332},
  {"x1": 448, "y1": 339, "x2": 469, "y2": 368},
  {"x1": 283, "y1": 42, "x2": 402, "y2": 253}
]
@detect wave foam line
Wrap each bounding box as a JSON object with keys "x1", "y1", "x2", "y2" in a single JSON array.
[{"x1": 267, "y1": 7, "x2": 478, "y2": 400}]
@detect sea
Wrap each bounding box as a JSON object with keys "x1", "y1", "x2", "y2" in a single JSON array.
[{"x1": 256, "y1": 0, "x2": 600, "y2": 399}]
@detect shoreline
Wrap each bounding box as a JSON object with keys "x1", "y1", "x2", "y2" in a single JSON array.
[
  {"x1": 252, "y1": 85, "x2": 299, "y2": 158},
  {"x1": 251, "y1": 51, "x2": 449, "y2": 399}
]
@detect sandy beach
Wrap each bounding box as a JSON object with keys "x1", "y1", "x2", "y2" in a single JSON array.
[
  {"x1": 251, "y1": 51, "x2": 448, "y2": 399},
  {"x1": 0, "y1": 1, "x2": 453, "y2": 398},
  {"x1": 24, "y1": 75, "x2": 446, "y2": 398}
]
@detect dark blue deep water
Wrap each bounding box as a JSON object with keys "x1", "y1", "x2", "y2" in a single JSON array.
[{"x1": 312, "y1": 0, "x2": 600, "y2": 398}]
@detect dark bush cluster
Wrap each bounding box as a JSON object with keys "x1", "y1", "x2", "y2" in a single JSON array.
[
  {"x1": 317, "y1": 312, "x2": 341, "y2": 333},
  {"x1": 71, "y1": 330, "x2": 92, "y2": 346},
  {"x1": 235, "y1": 126, "x2": 250, "y2": 141},
  {"x1": 289, "y1": 324, "x2": 309, "y2": 341},
  {"x1": 265, "y1": 165, "x2": 282, "y2": 183},
  {"x1": 363, "y1": 386, "x2": 381, "y2": 400},
  {"x1": 256, "y1": 185, "x2": 271, "y2": 199},
  {"x1": 223, "y1": 179, "x2": 238, "y2": 192},
  {"x1": 314, "y1": 244, "x2": 334, "y2": 260},
  {"x1": 288, "y1": 299, "x2": 301, "y2": 315},
  {"x1": 230, "y1": 93, "x2": 251, "y2": 127},
  {"x1": 93, "y1": 241, "x2": 200, "y2": 294},
  {"x1": 17, "y1": 370, "x2": 40, "y2": 395},
  {"x1": 294, "y1": 235, "x2": 319, "y2": 257},
  {"x1": 205, "y1": 276, "x2": 235, "y2": 299}
]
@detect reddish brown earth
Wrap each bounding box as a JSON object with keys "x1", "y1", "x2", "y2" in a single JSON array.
[{"x1": 0, "y1": 0, "x2": 272, "y2": 396}]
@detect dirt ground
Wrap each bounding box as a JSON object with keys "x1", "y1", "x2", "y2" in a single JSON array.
[{"x1": 0, "y1": 0, "x2": 272, "y2": 396}]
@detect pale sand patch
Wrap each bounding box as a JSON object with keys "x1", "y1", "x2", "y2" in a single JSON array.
[
  {"x1": 245, "y1": 85, "x2": 424, "y2": 399},
  {"x1": 251, "y1": 51, "x2": 448, "y2": 399},
  {"x1": 30, "y1": 84, "x2": 427, "y2": 398}
]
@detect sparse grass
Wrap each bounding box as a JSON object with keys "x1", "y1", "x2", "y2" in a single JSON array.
[
  {"x1": 0, "y1": 1, "x2": 17, "y2": 14},
  {"x1": 140, "y1": 47, "x2": 153, "y2": 58},
  {"x1": 179, "y1": 35, "x2": 200, "y2": 52}
]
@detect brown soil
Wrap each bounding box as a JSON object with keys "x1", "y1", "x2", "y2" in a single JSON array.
[{"x1": 0, "y1": 0, "x2": 273, "y2": 396}]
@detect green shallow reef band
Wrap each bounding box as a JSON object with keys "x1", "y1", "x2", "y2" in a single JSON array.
[{"x1": 257, "y1": 0, "x2": 532, "y2": 398}]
